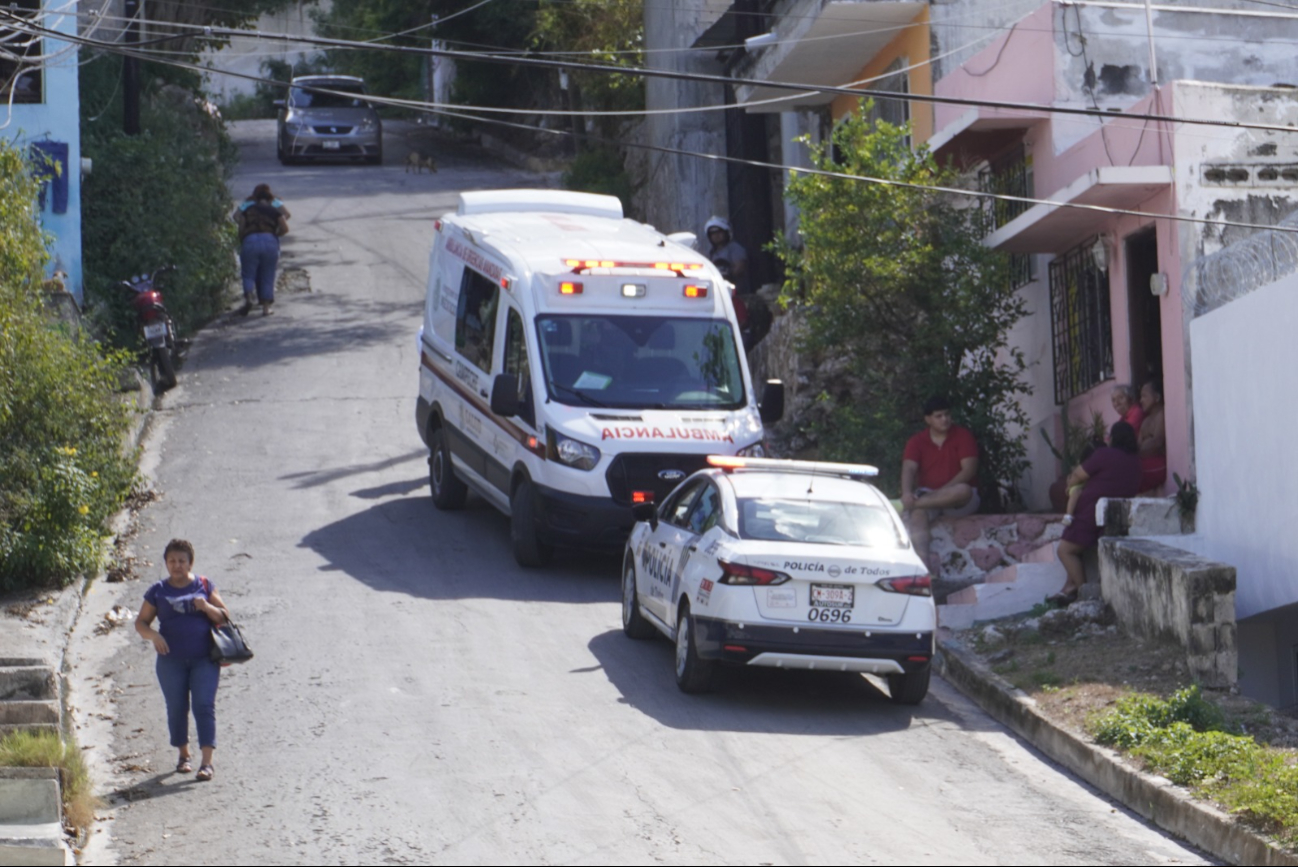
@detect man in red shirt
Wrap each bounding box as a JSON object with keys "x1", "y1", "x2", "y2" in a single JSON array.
[{"x1": 900, "y1": 397, "x2": 980, "y2": 574}]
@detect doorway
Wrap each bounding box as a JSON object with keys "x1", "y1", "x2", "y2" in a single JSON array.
[{"x1": 1125, "y1": 227, "x2": 1163, "y2": 387}]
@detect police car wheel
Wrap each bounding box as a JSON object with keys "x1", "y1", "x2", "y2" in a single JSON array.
[
  {"x1": 622, "y1": 554, "x2": 655, "y2": 640},
  {"x1": 674, "y1": 603, "x2": 715, "y2": 694},
  {"x1": 510, "y1": 478, "x2": 553, "y2": 568},
  {"x1": 887, "y1": 667, "x2": 930, "y2": 705},
  {"x1": 428, "y1": 427, "x2": 467, "y2": 510}
]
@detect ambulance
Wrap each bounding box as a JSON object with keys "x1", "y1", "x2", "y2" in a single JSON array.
[{"x1": 415, "y1": 189, "x2": 784, "y2": 567}]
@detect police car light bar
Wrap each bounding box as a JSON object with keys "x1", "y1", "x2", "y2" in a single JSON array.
[{"x1": 706, "y1": 455, "x2": 879, "y2": 478}]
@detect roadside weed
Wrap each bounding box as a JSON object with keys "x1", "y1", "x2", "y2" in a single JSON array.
[{"x1": 0, "y1": 730, "x2": 98, "y2": 835}]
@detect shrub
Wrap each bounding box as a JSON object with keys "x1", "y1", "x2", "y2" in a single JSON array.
[
  {"x1": 771, "y1": 104, "x2": 1030, "y2": 506},
  {"x1": 80, "y1": 57, "x2": 238, "y2": 348},
  {"x1": 0, "y1": 729, "x2": 97, "y2": 835},
  {"x1": 0, "y1": 144, "x2": 135, "y2": 590}
]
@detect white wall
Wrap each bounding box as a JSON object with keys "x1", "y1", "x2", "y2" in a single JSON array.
[{"x1": 1190, "y1": 269, "x2": 1298, "y2": 620}]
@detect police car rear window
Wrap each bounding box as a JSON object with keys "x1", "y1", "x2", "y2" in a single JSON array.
[{"x1": 737, "y1": 498, "x2": 903, "y2": 548}]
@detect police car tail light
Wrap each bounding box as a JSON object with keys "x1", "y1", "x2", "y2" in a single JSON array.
[
  {"x1": 718, "y1": 560, "x2": 790, "y2": 586},
  {"x1": 877, "y1": 575, "x2": 932, "y2": 596}
]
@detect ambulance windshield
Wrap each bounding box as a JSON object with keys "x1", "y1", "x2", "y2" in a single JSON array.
[{"x1": 536, "y1": 315, "x2": 745, "y2": 410}]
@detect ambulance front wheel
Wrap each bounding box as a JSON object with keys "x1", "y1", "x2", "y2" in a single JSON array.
[
  {"x1": 511, "y1": 478, "x2": 554, "y2": 568},
  {"x1": 429, "y1": 427, "x2": 467, "y2": 510}
]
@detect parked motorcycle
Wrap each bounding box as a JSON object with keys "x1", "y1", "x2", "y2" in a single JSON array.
[{"x1": 120, "y1": 265, "x2": 179, "y2": 394}]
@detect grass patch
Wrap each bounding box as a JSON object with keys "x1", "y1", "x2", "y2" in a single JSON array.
[
  {"x1": 0, "y1": 730, "x2": 98, "y2": 834},
  {"x1": 1089, "y1": 686, "x2": 1298, "y2": 850}
]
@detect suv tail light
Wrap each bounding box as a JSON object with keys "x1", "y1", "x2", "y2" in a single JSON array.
[
  {"x1": 877, "y1": 575, "x2": 931, "y2": 596},
  {"x1": 718, "y1": 560, "x2": 790, "y2": 586}
]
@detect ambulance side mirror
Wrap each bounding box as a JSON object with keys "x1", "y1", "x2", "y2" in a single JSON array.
[
  {"x1": 759, "y1": 379, "x2": 785, "y2": 424},
  {"x1": 632, "y1": 501, "x2": 659, "y2": 531},
  {"x1": 490, "y1": 373, "x2": 521, "y2": 417}
]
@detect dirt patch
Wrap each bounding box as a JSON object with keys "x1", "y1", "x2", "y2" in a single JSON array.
[{"x1": 962, "y1": 604, "x2": 1298, "y2": 749}]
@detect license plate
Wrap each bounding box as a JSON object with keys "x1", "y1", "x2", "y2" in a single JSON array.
[
  {"x1": 322, "y1": 140, "x2": 341, "y2": 150},
  {"x1": 810, "y1": 583, "x2": 854, "y2": 608},
  {"x1": 143, "y1": 322, "x2": 167, "y2": 341}
]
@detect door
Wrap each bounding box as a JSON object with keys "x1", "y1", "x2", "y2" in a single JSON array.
[
  {"x1": 450, "y1": 266, "x2": 500, "y2": 482},
  {"x1": 1125, "y1": 227, "x2": 1162, "y2": 387}
]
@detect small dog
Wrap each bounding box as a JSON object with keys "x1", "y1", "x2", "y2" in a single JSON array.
[{"x1": 405, "y1": 151, "x2": 438, "y2": 174}]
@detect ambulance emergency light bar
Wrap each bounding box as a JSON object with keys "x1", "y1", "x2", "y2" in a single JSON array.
[
  {"x1": 706, "y1": 455, "x2": 880, "y2": 478},
  {"x1": 565, "y1": 258, "x2": 706, "y2": 276}
]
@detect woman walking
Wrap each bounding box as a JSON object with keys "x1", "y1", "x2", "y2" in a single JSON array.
[
  {"x1": 234, "y1": 183, "x2": 290, "y2": 316},
  {"x1": 134, "y1": 539, "x2": 230, "y2": 781}
]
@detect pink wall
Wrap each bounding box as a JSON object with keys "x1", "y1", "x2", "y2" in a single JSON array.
[{"x1": 933, "y1": 3, "x2": 1056, "y2": 131}]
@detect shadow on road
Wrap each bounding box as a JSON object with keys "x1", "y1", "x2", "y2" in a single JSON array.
[
  {"x1": 195, "y1": 292, "x2": 415, "y2": 371},
  {"x1": 584, "y1": 629, "x2": 931, "y2": 735},
  {"x1": 298, "y1": 492, "x2": 621, "y2": 604}
]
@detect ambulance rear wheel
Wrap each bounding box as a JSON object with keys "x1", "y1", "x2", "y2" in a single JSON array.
[
  {"x1": 428, "y1": 427, "x2": 467, "y2": 510},
  {"x1": 511, "y1": 478, "x2": 553, "y2": 568}
]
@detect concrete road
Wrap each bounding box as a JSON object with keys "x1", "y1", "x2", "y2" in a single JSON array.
[{"x1": 69, "y1": 121, "x2": 1212, "y2": 866}]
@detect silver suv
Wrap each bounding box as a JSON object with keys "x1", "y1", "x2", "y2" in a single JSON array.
[{"x1": 276, "y1": 75, "x2": 382, "y2": 165}]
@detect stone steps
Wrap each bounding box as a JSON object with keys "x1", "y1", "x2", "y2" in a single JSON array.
[
  {"x1": 938, "y1": 556, "x2": 1066, "y2": 631},
  {"x1": 0, "y1": 771, "x2": 70, "y2": 866}
]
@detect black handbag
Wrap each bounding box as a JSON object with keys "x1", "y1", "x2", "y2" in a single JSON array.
[
  {"x1": 197, "y1": 577, "x2": 253, "y2": 665},
  {"x1": 210, "y1": 621, "x2": 254, "y2": 665}
]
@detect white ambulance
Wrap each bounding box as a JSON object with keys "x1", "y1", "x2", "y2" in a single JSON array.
[{"x1": 416, "y1": 190, "x2": 784, "y2": 567}]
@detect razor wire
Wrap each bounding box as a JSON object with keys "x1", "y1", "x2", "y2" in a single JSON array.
[{"x1": 1188, "y1": 206, "x2": 1298, "y2": 317}]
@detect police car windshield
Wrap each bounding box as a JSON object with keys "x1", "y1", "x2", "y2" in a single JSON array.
[
  {"x1": 738, "y1": 498, "x2": 905, "y2": 548},
  {"x1": 536, "y1": 315, "x2": 745, "y2": 410}
]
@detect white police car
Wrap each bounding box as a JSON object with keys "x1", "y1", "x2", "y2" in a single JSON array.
[{"x1": 621, "y1": 456, "x2": 935, "y2": 703}]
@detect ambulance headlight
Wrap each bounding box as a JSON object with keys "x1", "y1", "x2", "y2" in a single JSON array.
[
  {"x1": 737, "y1": 441, "x2": 767, "y2": 457},
  {"x1": 551, "y1": 431, "x2": 601, "y2": 471}
]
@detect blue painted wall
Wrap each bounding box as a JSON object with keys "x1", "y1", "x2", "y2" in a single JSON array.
[{"x1": 3, "y1": 4, "x2": 82, "y2": 302}]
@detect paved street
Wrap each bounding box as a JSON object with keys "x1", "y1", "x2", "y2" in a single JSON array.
[{"x1": 68, "y1": 121, "x2": 1211, "y2": 865}]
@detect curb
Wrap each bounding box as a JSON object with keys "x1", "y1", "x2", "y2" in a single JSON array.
[{"x1": 936, "y1": 635, "x2": 1298, "y2": 866}]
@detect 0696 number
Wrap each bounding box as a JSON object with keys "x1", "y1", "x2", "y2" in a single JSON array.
[{"x1": 808, "y1": 608, "x2": 852, "y2": 623}]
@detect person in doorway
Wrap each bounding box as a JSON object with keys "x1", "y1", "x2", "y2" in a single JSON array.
[
  {"x1": 703, "y1": 216, "x2": 748, "y2": 295},
  {"x1": 1111, "y1": 384, "x2": 1145, "y2": 434},
  {"x1": 1050, "y1": 421, "x2": 1142, "y2": 606},
  {"x1": 900, "y1": 397, "x2": 980, "y2": 575},
  {"x1": 234, "y1": 184, "x2": 290, "y2": 316},
  {"x1": 134, "y1": 539, "x2": 231, "y2": 782},
  {"x1": 1137, "y1": 379, "x2": 1167, "y2": 494}
]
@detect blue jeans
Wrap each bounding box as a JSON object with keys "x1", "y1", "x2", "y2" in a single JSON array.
[
  {"x1": 155, "y1": 654, "x2": 220, "y2": 748},
  {"x1": 240, "y1": 232, "x2": 280, "y2": 303}
]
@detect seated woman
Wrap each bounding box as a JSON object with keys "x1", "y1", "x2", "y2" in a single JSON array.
[
  {"x1": 1137, "y1": 380, "x2": 1167, "y2": 495},
  {"x1": 1049, "y1": 421, "x2": 1142, "y2": 606}
]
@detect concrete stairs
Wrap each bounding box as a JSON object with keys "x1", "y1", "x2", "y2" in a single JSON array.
[
  {"x1": 0, "y1": 659, "x2": 71, "y2": 865},
  {"x1": 937, "y1": 541, "x2": 1065, "y2": 630},
  {"x1": 0, "y1": 659, "x2": 60, "y2": 738}
]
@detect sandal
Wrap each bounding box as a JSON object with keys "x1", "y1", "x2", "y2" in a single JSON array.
[
  {"x1": 176, "y1": 756, "x2": 193, "y2": 774},
  {"x1": 195, "y1": 764, "x2": 214, "y2": 782}
]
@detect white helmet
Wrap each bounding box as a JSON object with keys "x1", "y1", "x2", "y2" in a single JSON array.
[{"x1": 704, "y1": 216, "x2": 731, "y2": 235}]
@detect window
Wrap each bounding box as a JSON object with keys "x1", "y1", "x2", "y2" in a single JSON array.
[
  {"x1": 1049, "y1": 238, "x2": 1113, "y2": 403},
  {"x1": 454, "y1": 269, "x2": 499, "y2": 373},
  {"x1": 664, "y1": 481, "x2": 706, "y2": 528},
  {"x1": 867, "y1": 57, "x2": 909, "y2": 143},
  {"x1": 0, "y1": 0, "x2": 41, "y2": 104},
  {"x1": 684, "y1": 484, "x2": 722, "y2": 535},
  {"x1": 503, "y1": 308, "x2": 535, "y2": 427}
]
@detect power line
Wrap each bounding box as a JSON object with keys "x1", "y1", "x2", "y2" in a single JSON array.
[{"x1": 47, "y1": 25, "x2": 1298, "y2": 239}]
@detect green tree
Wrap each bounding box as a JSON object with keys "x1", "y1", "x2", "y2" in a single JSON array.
[
  {"x1": 0, "y1": 144, "x2": 136, "y2": 589},
  {"x1": 771, "y1": 105, "x2": 1030, "y2": 508}
]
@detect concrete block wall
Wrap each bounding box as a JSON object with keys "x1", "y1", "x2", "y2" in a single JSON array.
[
  {"x1": 1099, "y1": 537, "x2": 1237, "y2": 688},
  {"x1": 930, "y1": 513, "x2": 1067, "y2": 599}
]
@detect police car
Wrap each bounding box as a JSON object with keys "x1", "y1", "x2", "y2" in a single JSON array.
[{"x1": 621, "y1": 456, "x2": 935, "y2": 703}]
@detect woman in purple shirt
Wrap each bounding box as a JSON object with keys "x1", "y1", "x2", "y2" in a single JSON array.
[
  {"x1": 1048, "y1": 421, "x2": 1142, "y2": 606},
  {"x1": 134, "y1": 539, "x2": 230, "y2": 781}
]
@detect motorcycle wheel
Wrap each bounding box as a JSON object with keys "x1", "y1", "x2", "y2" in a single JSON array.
[{"x1": 151, "y1": 346, "x2": 177, "y2": 394}]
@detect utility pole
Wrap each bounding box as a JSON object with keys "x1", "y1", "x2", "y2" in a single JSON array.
[{"x1": 123, "y1": 0, "x2": 140, "y2": 135}]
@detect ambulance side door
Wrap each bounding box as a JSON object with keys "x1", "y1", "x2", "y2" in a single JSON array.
[{"x1": 450, "y1": 266, "x2": 501, "y2": 483}]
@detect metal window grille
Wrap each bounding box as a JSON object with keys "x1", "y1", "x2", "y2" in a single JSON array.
[
  {"x1": 0, "y1": 1, "x2": 41, "y2": 105},
  {"x1": 1049, "y1": 239, "x2": 1113, "y2": 404},
  {"x1": 978, "y1": 145, "x2": 1033, "y2": 230}
]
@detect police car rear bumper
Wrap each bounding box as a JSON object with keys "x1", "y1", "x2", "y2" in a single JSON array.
[{"x1": 692, "y1": 617, "x2": 933, "y2": 671}]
